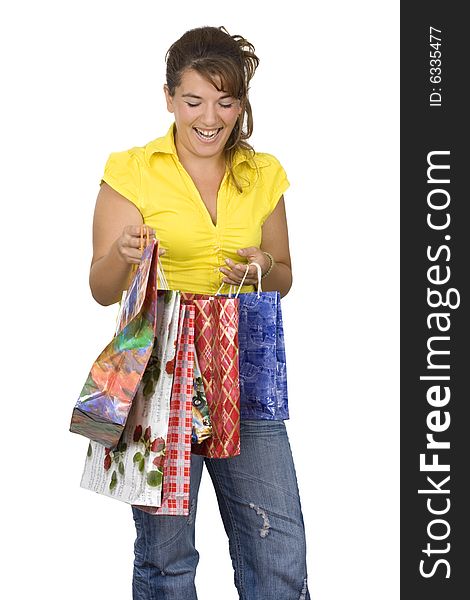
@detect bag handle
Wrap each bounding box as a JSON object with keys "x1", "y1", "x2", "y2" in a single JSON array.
[
  {"x1": 115, "y1": 226, "x2": 160, "y2": 334},
  {"x1": 135, "y1": 226, "x2": 170, "y2": 290},
  {"x1": 157, "y1": 261, "x2": 169, "y2": 290},
  {"x1": 215, "y1": 261, "x2": 263, "y2": 299},
  {"x1": 235, "y1": 262, "x2": 262, "y2": 298},
  {"x1": 140, "y1": 226, "x2": 150, "y2": 251},
  {"x1": 143, "y1": 235, "x2": 264, "y2": 297},
  {"x1": 129, "y1": 226, "x2": 151, "y2": 276}
]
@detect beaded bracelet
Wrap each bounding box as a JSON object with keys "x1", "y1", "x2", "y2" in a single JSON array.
[{"x1": 261, "y1": 251, "x2": 275, "y2": 279}]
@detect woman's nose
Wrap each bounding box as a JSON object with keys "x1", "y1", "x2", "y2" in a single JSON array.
[{"x1": 200, "y1": 104, "x2": 219, "y2": 126}]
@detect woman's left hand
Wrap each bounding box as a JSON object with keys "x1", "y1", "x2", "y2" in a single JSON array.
[{"x1": 219, "y1": 246, "x2": 271, "y2": 286}]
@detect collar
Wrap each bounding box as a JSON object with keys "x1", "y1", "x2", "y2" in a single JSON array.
[
  {"x1": 144, "y1": 122, "x2": 178, "y2": 163},
  {"x1": 144, "y1": 122, "x2": 254, "y2": 169}
]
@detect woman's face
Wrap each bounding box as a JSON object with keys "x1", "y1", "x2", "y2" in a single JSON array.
[{"x1": 164, "y1": 68, "x2": 242, "y2": 162}]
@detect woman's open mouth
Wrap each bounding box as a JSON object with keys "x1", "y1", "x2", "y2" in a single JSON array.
[{"x1": 193, "y1": 127, "x2": 223, "y2": 143}]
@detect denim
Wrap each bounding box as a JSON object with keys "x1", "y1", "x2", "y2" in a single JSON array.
[
  {"x1": 237, "y1": 291, "x2": 289, "y2": 421},
  {"x1": 132, "y1": 420, "x2": 310, "y2": 599}
]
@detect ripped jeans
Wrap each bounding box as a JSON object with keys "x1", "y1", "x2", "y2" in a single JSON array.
[{"x1": 131, "y1": 420, "x2": 310, "y2": 600}]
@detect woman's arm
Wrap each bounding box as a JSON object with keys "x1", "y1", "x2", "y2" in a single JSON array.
[
  {"x1": 221, "y1": 195, "x2": 293, "y2": 298},
  {"x1": 259, "y1": 195, "x2": 293, "y2": 298},
  {"x1": 89, "y1": 182, "x2": 156, "y2": 306}
]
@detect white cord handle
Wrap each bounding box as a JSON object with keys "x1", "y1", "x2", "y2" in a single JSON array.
[
  {"x1": 157, "y1": 242, "x2": 170, "y2": 290},
  {"x1": 157, "y1": 245, "x2": 263, "y2": 298},
  {"x1": 215, "y1": 261, "x2": 263, "y2": 298},
  {"x1": 236, "y1": 262, "x2": 262, "y2": 298},
  {"x1": 157, "y1": 263, "x2": 169, "y2": 290}
]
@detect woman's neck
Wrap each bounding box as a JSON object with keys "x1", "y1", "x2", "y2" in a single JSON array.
[{"x1": 174, "y1": 132, "x2": 226, "y2": 179}]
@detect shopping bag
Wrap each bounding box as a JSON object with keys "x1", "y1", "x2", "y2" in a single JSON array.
[
  {"x1": 70, "y1": 232, "x2": 160, "y2": 448},
  {"x1": 236, "y1": 263, "x2": 289, "y2": 420},
  {"x1": 79, "y1": 290, "x2": 180, "y2": 506},
  {"x1": 181, "y1": 292, "x2": 240, "y2": 458},
  {"x1": 133, "y1": 301, "x2": 196, "y2": 516}
]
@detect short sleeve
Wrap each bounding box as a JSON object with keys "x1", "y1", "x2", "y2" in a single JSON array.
[
  {"x1": 100, "y1": 150, "x2": 142, "y2": 212},
  {"x1": 260, "y1": 154, "x2": 290, "y2": 224}
]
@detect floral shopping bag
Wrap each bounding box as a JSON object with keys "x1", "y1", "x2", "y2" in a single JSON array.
[
  {"x1": 134, "y1": 302, "x2": 196, "y2": 516},
  {"x1": 79, "y1": 291, "x2": 180, "y2": 506},
  {"x1": 70, "y1": 233, "x2": 160, "y2": 448}
]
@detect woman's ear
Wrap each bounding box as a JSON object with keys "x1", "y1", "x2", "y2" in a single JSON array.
[{"x1": 163, "y1": 84, "x2": 174, "y2": 113}]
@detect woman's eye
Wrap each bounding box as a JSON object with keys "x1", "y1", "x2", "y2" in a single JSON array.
[{"x1": 185, "y1": 101, "x2": 234, "y2": 109}]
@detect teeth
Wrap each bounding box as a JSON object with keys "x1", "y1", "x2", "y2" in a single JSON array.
[{"x1": 195, "y1": 128, "x2": 220, "y2": 139}]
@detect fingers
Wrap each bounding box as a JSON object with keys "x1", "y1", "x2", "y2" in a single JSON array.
[
  {"x1": 117, "y1": 225, "x2": 165, "y2": 265},
  {"x1": 222, "y1": 277, "x2": 257, "y2": 286},
  {"x1": 220, "y1": 261, "x2": 258, "y2": 286},
  {"x1": 221, "y1": 274, "x2": 258, "y2": 286},
  {"x1": 124, "y1": 224, "x2": 156, "y2": 238},
  {"x1": 118, "y1": 246, "x2": 145, "y2": 265},
  {"x1": 125, "y1": 246, "x2": 165, "y2": 265},
  {"x1": 224, "y1": 259, "x2": 257, "y2": 276},
  {"x1": 122, "y1": 225, "x2": 166, "y2": 251},
  {"x1": 123, "y1": 225, "x2": 155, "y2": 246},
  {"x1": 237, "y1": 246, "x2": 259, "y2": 257},
  {"x1": 124, "y1": 226, "x2": 156, "y2": 255}
]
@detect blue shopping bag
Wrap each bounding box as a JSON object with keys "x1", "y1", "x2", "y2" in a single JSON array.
[{"x1": 229, "y1": 263, "x2": 289, "y2": 420}]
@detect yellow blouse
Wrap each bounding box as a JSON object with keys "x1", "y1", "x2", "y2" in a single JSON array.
[{"x1": 100, "y1": 122, "x2": 290, "y2": 294}]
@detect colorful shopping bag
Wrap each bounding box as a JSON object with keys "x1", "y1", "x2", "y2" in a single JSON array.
[
  {"x1": 235, "y1": 263, "x2": 289, "y2": 420},
  {"x1": 79, "y1": 291, "x2": 180, "y2": 506},
  {"x1": 134, "y1": 302, "x2": 195, "y2": 516},
  {"x1": 191, "y1": 350, "x2": 211, "y2": 444},
  {"x1": 70, "y1": 234, "x2": 160, "y2": 448},
  {"x1": 181, "y1": 293, "x2": 240, "y2": 458}
]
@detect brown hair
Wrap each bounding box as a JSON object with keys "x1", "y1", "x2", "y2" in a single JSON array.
[{"x1": 165, "y1": 26, "x2": 260, "y2": 192}]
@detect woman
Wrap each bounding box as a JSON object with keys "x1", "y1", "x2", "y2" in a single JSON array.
[{"x1": 89, "y1": 25, "x2": 310, "y2": 600}]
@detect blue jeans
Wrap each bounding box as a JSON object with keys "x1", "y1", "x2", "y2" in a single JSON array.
[{"x1": 131, "y1": 420, "x2": 310, "y2": 599}]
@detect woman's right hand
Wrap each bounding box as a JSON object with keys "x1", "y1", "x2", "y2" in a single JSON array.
[
  {"x1": 90, "y1": 183, "x2": 166, "y2": 305},
  {"x1": 115, "y1": 225, "x2": 166, "y2": 265}
]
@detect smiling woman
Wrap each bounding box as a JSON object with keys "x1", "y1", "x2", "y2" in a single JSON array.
[
  {"x1": 163, "y1": 68, "x2": 243, "y2": 202},
  {"x1": 165, "y1": 70, "x2": 241, "y2": 147},
  {"x1": 87, "y1": 25, "x2": 309, "y2": 600}
]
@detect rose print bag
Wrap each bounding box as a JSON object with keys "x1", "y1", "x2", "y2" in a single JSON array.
[{"x1": 133, "y1": 301, "x2": 196, "y2": 516}]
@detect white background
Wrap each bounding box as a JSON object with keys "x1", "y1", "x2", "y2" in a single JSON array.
[{"x1": 0, "y1": 1, "x2": 399, "y2": 598}]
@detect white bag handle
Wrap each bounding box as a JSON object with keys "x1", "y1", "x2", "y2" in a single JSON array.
[
  {"x1": 216, "y1": 262, "x2": 262, "y2": 299},
  {"x1": 154, "y1": 246, "x2": 263, "y2": 298},
  {"x1": 147, "y1": 238, "x2": 169, "y2": 290},
  {"x1": 157, "y1": 261, "x2": 169, "y2": 290}
]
